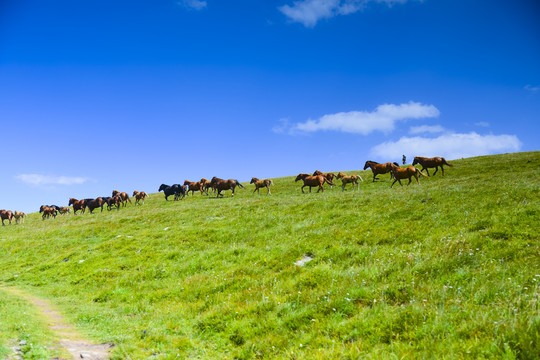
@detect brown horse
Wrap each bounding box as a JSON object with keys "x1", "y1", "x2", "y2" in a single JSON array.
[
  {"x1": 313, "y1": 170, "x2": 336, "y2": 188},
  {"x1": 336, "y1": 172, "x2": 363, "y2": 191},
  {"x1": 112, "y1": 190, "x2": 132, "y2": 207},
  {"x1": 363, "y1": 161, "x2": 397, "y2": 182},
  {"x1": 14, "y1": 211, "x2": 26, "y2": 224},
  {"x1": 200, "y1": 178, "x2": 213, "y2": 195},
  {"x1": 210, "y1": 177, "x2": 245, "y2": 197},
  {"x1": 132, "y1": 190, "x2": 148, "y2": 205},
  {"x1": 184, "y1": 180, "x2": 205, "y2": 196},
  {"x1": 389, "y1": 164, "x2": 428, "y2": 188},
  {"x1": 250, "y1": 177, "x2": 273, "y2": 195},
  {"x1": 295, "y1": 173, "x2": 334, "y2": 193},
  {"x1": 40, "y1": 206, "x2": 57, "y2": 220},
  {"x1": 0, "y1": 210, "x2": 14, "y2": 225},
  {"x1": 58, "y1": 207, "x2": 71, "y2": 215},
  {"x1": 412, "y1": 156, "x2": 453, "y2": 176},
  {"x1": 68, "y1": 198, "x2": 87, "y2": 215}
]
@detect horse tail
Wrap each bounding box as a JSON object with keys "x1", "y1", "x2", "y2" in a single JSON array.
[
  {"x1": 442, "y1": 158, "x2": 453, "y2": 167},
  {"x1": 416, "y1": 168, "x2": 429, "y2": 178},
  {"x1": 236, "y1": 180, "x2": 245, "y2": 189},
  {"x1": 323, "y1": 176, "x2": 334, "y2": 186},
  {"x1": 357, "y1": 175, "x2": 363, "y2": 182}
]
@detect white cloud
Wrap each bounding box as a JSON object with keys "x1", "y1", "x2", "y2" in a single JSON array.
[
  {"x1": 291, "y1": 101, "x2": 439, "y2": 135},
  {"x1": 279, "y1": 0, "x2": 407, "y2": 27},
  {"x1": 16, "y1": 174, "x2": 89, "y2": 186},
  {"x1": 370, "y1": 132, "x2": 522, "y2": 160},
  {"x1": 179, "y1": 0, "x2": 207, "y2": 10},
  {"x1": 524, "y1": 84, "x2": 539, "y2": 92},
  {"x1": 409, "y1": 125, "x2": 445, "y2": 134}
]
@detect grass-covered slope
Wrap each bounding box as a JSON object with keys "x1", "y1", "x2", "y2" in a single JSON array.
[{"x1": 0, "y1": 152, "x2": 539, "y2": 359}]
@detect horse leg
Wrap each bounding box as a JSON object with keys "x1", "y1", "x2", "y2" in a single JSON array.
[
  {"x1": 342, "y1": 183, "x2": 346, "y2": 192},
  {"x1": 424, "y1": 167, "x2": 430, "y2": 176},
  {"x1": 407, "y1": 177, "x2": 412, "y2": 186},
  {"x1": 301, "y1": 185, "x2": 305, "y2": 193},
  {"x1": 267, "y1": 186, "x2": 271, "y2": 195},
  {"x1": 433, "y1": 167, "x2": 438, "y2": 176},
  {"x1": 440, "y1": 166, "x2": 444, "y2": 176}
]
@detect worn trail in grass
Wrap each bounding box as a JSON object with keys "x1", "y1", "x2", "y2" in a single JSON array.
[{"x1": 1, "y1": 287, "x2": 112, "y2": 359}]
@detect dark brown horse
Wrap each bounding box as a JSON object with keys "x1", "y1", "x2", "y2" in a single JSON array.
[
  {"x1": 132, "y1": 190, "x2": 148, "y2": 205},
  {"x1": 389, "y1": 164, "x2": 428, "y2": 188},
  {"x1": 0, "y1": 210, "x2": 14, "y2": 225},
  {"x1": 210, "y1": 177, "x2": 245, "y2": 197},
  {"x1": 336, "y1": 172, "x2": 363, "y2": 191},
  {"x1": 250, "y1": 177, "x2": 273, "y2": 195},
  {"x1": 85, "y1": 198, "x2": 105, "y2": 213},
  {"x1": 68, "y1": 198, "x2": 86, "y2": 215},
  {"x1": 295, "y1": 173, "x2": 334, "y2": 193},
  {"x1": 412, "y1": 156, "x2": 453, "y2": 176},
  {"x1": 106, "y1": 195, "x2": 122, "y2": 211},
  {"x1": 363, "y1": 161, "x2": 397, "y2": 182},
  {"x1": 184, "y1": 180, "x2": 204, "y2": 196},
  {"x1": 112, "y1": 190, "x2": 132, "y2": 207}
]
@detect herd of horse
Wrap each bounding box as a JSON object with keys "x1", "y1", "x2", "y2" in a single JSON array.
[{"x1": 1, "y1": 157, "x2": 452, "y2": 225}]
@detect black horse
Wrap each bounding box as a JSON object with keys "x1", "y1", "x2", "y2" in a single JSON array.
[{"x1": 158, "y1": 184, "x2": 186, "y2": 201}]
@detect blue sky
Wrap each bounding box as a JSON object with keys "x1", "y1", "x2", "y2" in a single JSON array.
[{"x1": 1, "y1": 0, "x2": 539, "y2": 213}]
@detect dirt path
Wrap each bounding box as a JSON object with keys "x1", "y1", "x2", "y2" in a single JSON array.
[{"x1": 2, "y1": 287, "x2": 112, "y2": 360}]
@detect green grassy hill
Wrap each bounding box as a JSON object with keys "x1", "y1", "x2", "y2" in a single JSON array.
[{"x1": 1, "y1": 152, "x2": 539, "y2": 359}]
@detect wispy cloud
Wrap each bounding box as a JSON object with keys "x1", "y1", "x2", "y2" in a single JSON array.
[
  {"x1": 286, "y1": 101, "x2": 439, "y2": 135},
  {"x1": 272, "y1": 118, "x2": 291, "y2": 134},
  {"x1": 178, "y1": 0, "x2": 207, "y2": 10},
  {"x1": 370, "y1": 132, "x2": 522, "y2": 160},
  {"x1": 475, "y1": 121, "x2": 490, "y2": 127},
  {"x1": 279, "y1": 0, "x2": 407, "y2": 27},
  {"x1": 524, "y1": 84, "x2": 539, "y2": 92},
  {"x1": 16, "y1": 174, "x2": 89, "y2": 186},
  {"x1": 409, "y1": 125, "x2": 445, "y2": 134}
]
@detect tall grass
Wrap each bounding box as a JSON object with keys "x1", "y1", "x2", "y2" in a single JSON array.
[{"x1": 0, "y1": 152, "x2": 538, "y2": 359}]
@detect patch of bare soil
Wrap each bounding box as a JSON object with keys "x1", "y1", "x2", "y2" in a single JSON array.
[{"x1": 2, "y1": 287, "x2": 112, "y2": 360}]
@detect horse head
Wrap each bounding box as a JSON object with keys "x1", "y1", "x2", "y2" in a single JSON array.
[
  {"x1": 412, "y1": 157, "x2": 420, "y2": 165},
  {"x1": 250, "y1": 177, "x2": 258, "y2": 184},
  {"x1": 295, "y1": 174, "x2": 308, "y2": 182},
  {"x1": 158, "y1": 184, "x2": 168, "y2": 192}
]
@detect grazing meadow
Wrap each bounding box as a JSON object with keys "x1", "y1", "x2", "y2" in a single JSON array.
[{"x1": 0, "y1": 151, "x2": 538, "y2": 359}]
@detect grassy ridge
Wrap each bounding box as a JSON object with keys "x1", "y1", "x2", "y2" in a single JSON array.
[{"x1": 0, "y1": 152, "x2": 539, "y2": 359}]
